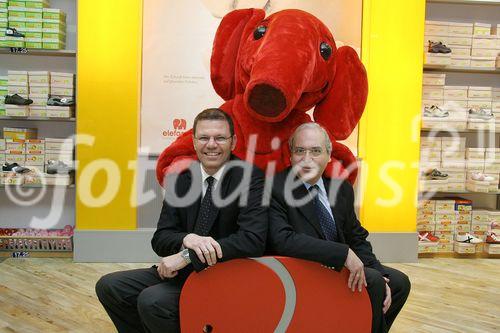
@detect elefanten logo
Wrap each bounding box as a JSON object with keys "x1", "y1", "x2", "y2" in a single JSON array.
[{"x1": 163, "y1": 118, "x2": 188, "y2": 137}]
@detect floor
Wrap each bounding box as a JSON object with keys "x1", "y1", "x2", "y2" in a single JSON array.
[{"x1": 0, "y1": 258, "x2": 498, "y2": 333}]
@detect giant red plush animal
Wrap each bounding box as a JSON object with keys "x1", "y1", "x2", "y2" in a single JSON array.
[{"x1": 156, "y1": 8, "x2": 368, "y2": 185}]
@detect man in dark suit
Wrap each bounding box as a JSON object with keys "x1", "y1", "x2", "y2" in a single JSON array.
[
  {"x1": 96, "y1": 108, "x2": 268, "y2": 333},
  {"x1": 268, "y1": 122, "x2": 410, "y2": 333}
]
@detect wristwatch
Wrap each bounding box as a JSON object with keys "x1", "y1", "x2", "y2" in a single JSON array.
[{"x1": 180, "y1": 249, "x2": 191, "y2": 264}]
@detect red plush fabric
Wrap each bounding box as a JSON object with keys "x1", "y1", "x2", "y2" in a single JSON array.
[{"x1": 156, "y1": 8, "x2": 368, "y2": 186}]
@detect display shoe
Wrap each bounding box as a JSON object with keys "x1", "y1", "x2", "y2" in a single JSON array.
[
  {"x1": 423, "y1": 105, "x2": 449, "y2": 118},
  {"x1": 468, "y1": 107, "x2": 494, "y2": 120},
  {"x1": 47, "y1": 97, "x2": 75, "y2": 107},
  {"x1": 456, "y1": 233, "x2": 483, "y2": 244},
  {"x1": 2, "y1": 162, "x2": 30, "y2": 174},
  {"x1": 5, "y1": 94, "x2": 33, "y2": 105},
  {"x1": 418, "y1": 231, "x2": 440, "y2": 243},
  {"x1": 485, "y1": 232, "x2": 500, "y2": 244},
  {"x1": 46, "y1": 160, "x2": 73, "y2": 175},
  {"x1": 470, "y1": 172, "x2": 494, "y2": 182},
  {"x1": 5, "y1": 27, "x2": 25, "y2": 38},
  {"x1": 425, "y1": 168, "x2": 448, "y2": 180},
  {"x1": 428, "y1": 41, "x2": 452, "y2": 53}
]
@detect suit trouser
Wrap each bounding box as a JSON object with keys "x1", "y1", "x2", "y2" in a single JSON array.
[
  {"x1": 95, "y1": 266, "x2": 184, "y2": 333},
  {"x1": 365, "y1": 265, "x2": 411, "y2": 333}
]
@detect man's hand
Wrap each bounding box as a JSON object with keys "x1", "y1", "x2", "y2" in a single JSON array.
[
  {"x1": 383, "y1": 277, "x2": 392, "y2": 314},
  {"x1": 344, "y1": 249, "x2": 367, "y2": 292},
  {"x1": 182, "y1": 233, "x2": 222, "y2": 266},
  {"x1": 157, "y1": 253, "x2": 188, "y2": 279}
]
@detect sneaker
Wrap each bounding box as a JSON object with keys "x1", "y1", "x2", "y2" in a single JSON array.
[
  {"x1": 47, "y1": 97, "x2": 75, "y2": 107},
  {"x1": 2, "y1": 163, "x2": 30, "y2": 174},
  {"x1": 5, "y1": 94, "x2": 33, "y2": 106},
  {"x1": 423, "y1": 105, "x2": 449, "y2": 118},
  {"x1": 468, "y1": 108, "x2": 493, "y2": 120},
  {"x1": 418, "y1": 231, "x2": 440, "y2": 242},
  {"x1": 470, "y1": 172, "x2": 494, "y2": 182},
  {"x1": 456, "y1": 233, "x2": 483, "y2": 244},
  {"x1": 428, "y1": 40, "x2": 451, "y2": 54},
  {"x1": 5, "y1": 27, "x2": 25, "y2": 38},
  {"x1": 46, "y1": 160, "x2": 73, "y2": 175},
  {"x1": 425, "y1": 169, "x2": 448, "y2": 180},
  {"x1": 486, "y1": 232, "x2": 500, "y2": 244}
]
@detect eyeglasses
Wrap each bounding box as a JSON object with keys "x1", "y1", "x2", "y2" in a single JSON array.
[
  {"x1": 292, "y1": 147, "x2": 324, "y2": 157},
  {"x1": 195, "y1": 136, "x2": 232, "y2": 144}
]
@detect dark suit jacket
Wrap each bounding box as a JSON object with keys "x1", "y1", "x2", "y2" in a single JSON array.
[
  {"x1": 268, "y1": 168, "x2": 385, "y2": 275},
  {"x1": 151, "y1": 156, "x2": 268, "y2": 278}
]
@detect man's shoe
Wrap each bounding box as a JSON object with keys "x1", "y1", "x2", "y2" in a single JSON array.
[
  {"x1": 425, "y1": 169, "x2": 448, "y2": 180},
  {"x1": 2, "y1": 163, "x2": 30, "y2": 174},
  {"x1": 47, "y1": 97, "x2": 75, "y2": 107},
  {"x1": 423, "y1": 105, "x2": 449, "y2": 118},
  {"x1": 486, "y1": 232, "x2": 500, "y2": 244},
  {"x1": 418, "y1": 231, "x2": 440, "y2": 243},
  {"x1": 5, "y1": 94, "x2": 33, "y2": 105},
  {"x1": 428, "y1": 40, "x2": 452, "y2": 53},
  {"x1": 456, "y1": 233, "x2": 483, "y2": 244},
  {"x1": 468, "y1": 108, "x2": 494, "y2": 120},
  {"x1": 46, "y1": 160, "x2": 73, "y2": 175},
  {"x1": 5, "y1": 27, "x2": 25, "y2": 38}
]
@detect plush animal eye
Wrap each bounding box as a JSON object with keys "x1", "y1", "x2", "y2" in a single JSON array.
[
  {"x1": 254, "y1": 26, "x2": 267, "y2": 40},
  {"x1": 320, "y1": 42, "x2": 332, "y2": 60}
]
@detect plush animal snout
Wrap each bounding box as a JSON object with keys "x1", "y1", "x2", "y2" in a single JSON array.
[{"x1": 247, "y1": 83, "x2": 287, "y2": 118}]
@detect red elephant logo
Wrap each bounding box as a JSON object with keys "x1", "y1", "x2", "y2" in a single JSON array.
[
  {"x1": 157, "y1": 9, "x2": 368, "y2": 185},
  {"x1": 173, "y1": 118, "x2": 187, "y2": 130}
]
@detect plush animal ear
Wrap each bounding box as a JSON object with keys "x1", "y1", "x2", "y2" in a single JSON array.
[
  {"x1": 211, "y1": 8, "x2": 266, "y2": 101},
  {"x1": 313, "y1": 46, "x2": 368, "y2": 140}
]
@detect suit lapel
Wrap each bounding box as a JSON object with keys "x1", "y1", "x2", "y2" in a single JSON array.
[
  {"x1": 323, "y1": 177, "x2": 346, "y2": 243},
  {"x1": 293, "y1": 181, "x2": 326, "y2": 240}
]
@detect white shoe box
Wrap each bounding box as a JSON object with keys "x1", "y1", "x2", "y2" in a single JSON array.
[
  {"x1": 418, "y1": 199, "x2": 436, "y2": 211},
  {"x1": 25, "y1": 151, "x2": 44, "y2": 166},
  {"x1": 421, "y1": 137, "x2": 442, "y2": 150},
  {"x1": 5, "y1": 150, "x2": 25, "y2": 164},
  {"x1": 448, "y1": 34, "x2": 473, "y2": 46},
  {"x1": 8, "y1": 84, "x2": 29, "y2": 96},
  {"x1": 29, "y1": 83, "x2": 50, "y2": 95},
  {"x1": 420, "y1": 179, "x2": 448, "y2": 192},
  {"x1": 442, "y1": 137, "x2": 466, "y2": 151},
  {"x1": 448, "y1": 22, "x2": 473, "y2": 35},
  {"x1": 455, "y1": 222, "x2": 471, "y2": 232},
  {"x1": 7, "y1": 70, "x2": 28, "y2": 84},
  {"x1": 466, "y1": 160, "x2": 485, "y2": 171},
  {"x1": 29, "y1": 94, "x2": 49, "y2": 106},
  {"x1": 441, "y1": 169, "x2": 465, "y2": 182},
  {"x1": 468, "y1": 98, "x2": 492, "y2": 110},
  {"x1": 447, "y1": 182, "x2": 466, "y2": 192},
  {"x1": 425, "y1": 21, "x2": 449, "y2": 35},
  {"x1": 466, "y1": 180, "x2": 490, "y2": 192},
  {"x1": 44, "y1": 138, "x2": 73, "y2": 151},
  {"x1": 423, "y1": 86, "x2": 444, "y2": 99},
  {"x1": 420, "y1": 149, "x2": 441, "y2": 162},
  {"x1": 443, "y1": 99, "x2": 468, "y2": 110},
  {"x1": 472, "y1": 35, "x2": 497, "y2": 49},
  {"x1": 484, "y1": 243, "x2": 500, "y2": 254},
  {"x1": 470, "y1": 56, "x2": 496, "y2": 68},
  {"x1": 466, "y1": 148, "x2": 485, "y2": 159},
  {"x1": 454, "y1": 240, "x2": 476, "y2": 254},
  {"x1": 467, "y1": 119, "x2": 495, "y2": 131},
  {"x1": 50, "y1": 85, "x2": 74, "y2": 97},
  {"x1": 473, "y1": 22, "x2": 491, "y2": 36},
  {"x1": 468, "y1": 86, "x2": 492, "y2": 99},
  {"x1": 5, "y1": 138, "x2": 25, "y2": 152},
  {"x1": 437, "y1": 242, "x2": 454, "y2": 253},
  {"x1": 46, "y1": 105, "x2": 73, "y2": 118},
  {"x1": 471, "y1": 48, "x2": 499, "y2": 57},
  {"x1": 422, "y1": 119, "x2": 466, "y2": 130},
  {"x1": 435, "y1": 231, "x2": 454, "y2": 243},
  {"x1": 425, "y1": 52, "x2": 451, "y2": 66},
  {"x1": 28, "y1": 71, "x2": 50, "y2": 85},
  {"x1": 422, "y1": 98, "x2": 444, "y2": 109},
  {"x1": 29, "y1": 106, "x2": 47, "y2": 118},
  {"x1": 444, "y1": 86, "x2": 468, "y2": 100},
  {"x1": 419, "y1": 241, "x2": 438, "y2": 253},
  {"x1": 471, "y1": 222, "x2": 489, "y2": 232},
  {"x1": 41, "y1": 174, "x2": 73, "y2": 186},
  {"x1": 457, "y1": 210, "x2": 472, "y2": 223},
  {"x1": 25, "y1": 139, "x2": 44, "y2": 151},
  {"x1": 448, "y1": 45, "x2": 471, "y2": 56},
  {"x1": 442, "y1": 160, "x2": 466, "y2": 170},
  {"x1": 417, "y1": 221, "x2": 435, "y2": 232},
  {"x1": 6, "y1": 105, "x2": 29, "y2": 117},
  {"x1": 422, "y1": 73, "x2": 445, "y2": 86},
  {"x1": 473, "y1": 209, "x2": 493, "y2": 223},
  {"x1": 435, "y1": 200, "x2": 457, "y2": 212},
  {"x1": 450, "y1": 56, "x2": 470, "y2": 67},
  {"x1": 50, "y1": 72, "x2": 74, "y2": 87},
  {"x1": 484, "y1": 162, "x2": 500, "y2": 173},
  {"x1": 442, "y1": 151, "x2": 465, "y2": 160}
]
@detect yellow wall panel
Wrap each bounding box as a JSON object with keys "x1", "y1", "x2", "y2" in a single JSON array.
[
  {"x1": 76, "y1": 0, "x2": 142, "y2": 230},
  {"x1": 359, "y1": 0, "x2": 425, "y2": 232}
]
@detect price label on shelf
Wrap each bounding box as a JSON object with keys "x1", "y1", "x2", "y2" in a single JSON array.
[{"x1": 9, "y1": 48, "x2": 28, "y2": 54}]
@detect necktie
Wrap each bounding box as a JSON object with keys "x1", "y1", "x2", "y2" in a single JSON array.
[
  {"x1": 309, "y1": 184, "x2": 338, "y2": 241},
  {"x1": 194, "y1": 176, "x2": 217, "y2": 236}
]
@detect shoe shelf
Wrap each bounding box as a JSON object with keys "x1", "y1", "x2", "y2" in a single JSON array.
[
  {"x1": 0, "y1": 116, "x2": 76, "y2": 122},
  {"x1": 0, "y1": 48, "x2": 76, "y2": 57},
  {"x1": 424, "y1": 65, "x2": 500, "y2": 74},
  {"x1": 427, "y1": 0, "x2": 500, "y2": 5},
  {"x1": 420, "y1": 190, "x2": 500, "y2": 194},
  {"x1": 0, "y1": 184, "x2": 75, "y2": 189},
  {"x1": 421, "y1": 128, "x2": 500, "y2": 134}
]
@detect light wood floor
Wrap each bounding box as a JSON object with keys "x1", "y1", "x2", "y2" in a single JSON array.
[{"x1": 0, "y1": 258, "x2": 498, "y2": 333}]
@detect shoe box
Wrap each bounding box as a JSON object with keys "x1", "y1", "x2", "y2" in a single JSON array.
[
  {"x1": 3, "y1": 126, "x2": 37, "y2": 140},
  {"x1": 484, "y1": 243, "x2": 500, "y2": 255}
]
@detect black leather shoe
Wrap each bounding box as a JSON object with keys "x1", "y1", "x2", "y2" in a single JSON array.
[
  {"x1": 2, "y1": 163, "x2": 30, "y2": 174},
  {"x1": 5, "y1": 94, "x2": 33, "y2": 105}
]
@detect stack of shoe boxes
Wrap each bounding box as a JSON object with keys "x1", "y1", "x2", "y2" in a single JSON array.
[
  {"x1": 419, "y1": 137, "x2": 445, "y2": 192},
  {"x1": 0, "y1": 76, "x2": 7, "y2": 115},
  {"x1": 48, "y1": 72, "x2": 74, "y2": 117},
  {"x1": 493, "y1": 88, "x2": 500, "y2": 130},
  {"x1": 424, "y1": 20, "x2": 451, "y2": 66},
  {"x1": 442, "y1": 137, "x2": 466, "y2": 192},
  {"x1": 0, "y1": 1, "x2": 6, "y2": 47},
  {"x1": 417, "y1": 200, "x2": 438, "y2": 253},
  {"x1": 467, "y1": 86, "x2": 495, "y2": 130},
  {"x1": 448, "y1": 21, "x2": 473, "y2": 67},
  {"x1": 24, "y1": 138, "x2": 44, "y2": 179},
  {"x1": 443, "y1": 85, "x2": 468, "y2": 128},
  {"x1": 471, "y1": 22, "x2": 498, "y2": 69},
  {"x1": 471, "y1": 209, "x2": 490, "y2": 248},
  {"x1": 421, "y1": 73, "x2": 445, "y2": 127},
  {"x1": 0, "y1": 138, "x2": 4, "y2": 165},
  {"x1": 6, "y1": 70, "x2": 29, "y2": 116},
  {"x1": 434, "y1": 199, "x2": 457, "y2": 253},
  {"x1": 42, "y1": 7, "x2": 65, "y2": 50},
  {"x1": 465, "y1": 148, "x2": 500, "y2": 192},
  {"x1": 484, "y1": 148, "x2": 500, "y2": 192},
  {"x1": 28, "y1": 70, "x2": 49, "y2": 117},
  {"x1": 44, "y1": 137, "x2": 73, "y2": 185}
]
